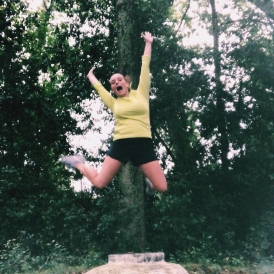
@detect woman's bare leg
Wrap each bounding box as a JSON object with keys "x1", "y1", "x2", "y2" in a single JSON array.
[
  {"x1": 139, "y1": 161, "x2": 167, "y2": 192},
  {"x1": 75, "y1": 156, "x2": 123, "y2": 189}
]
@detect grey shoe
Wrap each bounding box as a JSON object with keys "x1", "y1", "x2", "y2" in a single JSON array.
[
  {"x1": 60, "y1": 155, "x2": 86, "y2": 169},
  {"x1": 145, "y1": 177, "x2": 156, "y2": 196}
]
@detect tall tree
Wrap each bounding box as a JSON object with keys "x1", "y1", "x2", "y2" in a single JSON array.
[{"x1": 114, "y1": 0, "x2": 146, "y2": 252}]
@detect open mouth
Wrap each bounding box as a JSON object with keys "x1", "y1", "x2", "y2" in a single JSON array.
[{"x1": 117, "y1": 86, "x2": 122, "y2": 91}]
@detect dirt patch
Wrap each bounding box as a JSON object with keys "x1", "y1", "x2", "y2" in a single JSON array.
[{"x1": 185, "y1": 264, "x2": 250, "y2": 274}]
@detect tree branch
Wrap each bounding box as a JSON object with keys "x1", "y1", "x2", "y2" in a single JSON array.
[
  {"x1": 151, "y1": 125, "x2": 178, "y2": 166},
  {"x1": 175, "y1": 0, "x2": 191, "y2": 36}
]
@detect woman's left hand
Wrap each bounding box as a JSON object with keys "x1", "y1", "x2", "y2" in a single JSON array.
[{"x1": 141, "y1": 32, "x2": 154, "y2": 43}]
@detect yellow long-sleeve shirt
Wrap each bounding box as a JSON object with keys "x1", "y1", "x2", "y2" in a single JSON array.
[{"x1": 93, "y1": 55, "x2": 152, "y2": 141}]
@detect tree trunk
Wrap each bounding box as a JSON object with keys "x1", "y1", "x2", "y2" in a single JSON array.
[
  {"x1": 209, "y1": 0, "x2": 229, "y2": 170},
  {"x1": 114, "y1": 0, "x2": 146, "y2": 252},
  {"x1": 116, "y1": 163, "x2": 146, "y2": 252},
  {"x1": 116, "y1": 0, "x2": 141, "y2": 88}
]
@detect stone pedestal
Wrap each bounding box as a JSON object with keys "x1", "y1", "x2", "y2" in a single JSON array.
[{"x1": 84, "y1": 252, "x2": 189, "y2": 274}]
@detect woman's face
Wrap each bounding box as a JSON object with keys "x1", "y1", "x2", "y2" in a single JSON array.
[{"x1": 109, "y1": 73, "x2": 129, "y2": 97}]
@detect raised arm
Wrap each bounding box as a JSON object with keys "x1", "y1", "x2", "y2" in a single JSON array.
[
  {"x1": 137, "y1": 32, "x2": 153, "y2": 97},
  {"x1": 86, "y1": 66, "x2": 115, "y2": 111},
  {"x1": 87, "y1": 67, "x2": 99, "y2": 86},
  {"x1": 141, "y1": 32, "x2": 153, "y2": 56}
]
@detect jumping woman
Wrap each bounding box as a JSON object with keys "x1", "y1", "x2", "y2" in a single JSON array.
[{"x1": 61, "y1": 32, "x2": 167, "y2": 194}]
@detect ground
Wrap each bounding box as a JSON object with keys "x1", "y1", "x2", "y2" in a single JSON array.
[{"x1": 185, "y1": 263, "x2": 274, "y2": 274}]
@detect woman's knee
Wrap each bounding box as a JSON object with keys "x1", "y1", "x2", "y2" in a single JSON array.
[
  {"x1": 93, "y1": 177, "x2": 111, "y2": 189},
  {"x1": 154, "y1": 179, "x2": 167, "y2": 192},
  {"x1": 160, "y1": 183, "x2": 168, "y2": 192}
]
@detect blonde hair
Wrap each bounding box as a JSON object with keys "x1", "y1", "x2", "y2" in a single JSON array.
[{"x1": 124, "y1": 75, "x2": 132, "y2": 89}]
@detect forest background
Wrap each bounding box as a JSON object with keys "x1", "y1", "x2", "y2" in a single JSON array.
[{"x1": 1, "y1": 0, "x2": 274, "y2": 273}]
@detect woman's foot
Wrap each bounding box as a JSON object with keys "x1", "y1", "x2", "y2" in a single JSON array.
[{"x1": 60, "y1": 155, "x2": 86, "y2": 169}]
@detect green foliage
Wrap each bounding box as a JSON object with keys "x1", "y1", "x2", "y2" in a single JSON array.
[
  {"x1": 0, "y1": 239, "x2": 32, "y2": 273},
  {"x1": 0, "y1": 237, "x2": 105, "y2": 274}
]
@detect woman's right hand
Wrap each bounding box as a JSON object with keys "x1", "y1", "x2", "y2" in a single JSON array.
[
  {"x1": 87, "y1": 67, "x2": 95, "y2": 78},
  {"x1": 87, "y1": 67, "x2": 99, "y2": 85}
]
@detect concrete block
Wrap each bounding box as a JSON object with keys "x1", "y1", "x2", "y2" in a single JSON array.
[{"x1": 84, "y1": 253, "x2": 189, "y2": 274}]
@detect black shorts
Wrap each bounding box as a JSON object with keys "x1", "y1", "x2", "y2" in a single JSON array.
[{"x1": 107, "y1": 138, "x2": 158, "y2": 167}]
